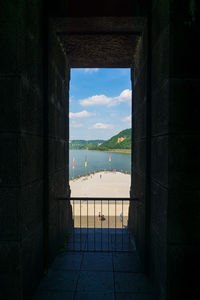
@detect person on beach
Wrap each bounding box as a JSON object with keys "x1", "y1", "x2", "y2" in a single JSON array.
[
  {"x1": 98, "y1": 212, "x2": 101, "y2": 221},
  {"x1": 120, "y1": 212, "x2": 123, "y2": 224}
]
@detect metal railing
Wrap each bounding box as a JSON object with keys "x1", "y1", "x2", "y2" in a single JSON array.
[{"x1": 58, "y1": 197, "x2": 138, "y2": 252}]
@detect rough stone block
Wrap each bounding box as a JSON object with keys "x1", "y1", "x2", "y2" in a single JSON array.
[
  {"x1": 152, "y1": 25, "x2": 169, "y2": 91},
  {"x1": 133, "y1": 204, "x2": 147, "y2": 266},
  {"x1": 0, "y1": 187, "x2": 19, "y2": 216},
  {"x1": 48, "y1": 210, "x2": 60, "y2": 262},
  {"x1": 21, "y1": 180, "x2": 43, "y2": 239},
  {"x1": 21, "y1": 134, "x2": 43, "y2": 184},
  {"x1": 49, "y1": 169, "x2": 67, "y2": 211},
  {"x1": 150, "y1": 180, "x2": 168, "y2": 241},
  {"x1": 151, "y1": 135, "x2": 168, "y2": 187},
  {"x1": 168, "y1": 189, "x2": 200, "y2": 244},
  {"x1": 132, "y1": 139, "x2": 146, "y2": 176},
  {"x1": 48, "y1": 103, "x2": 57, "y2": 137},
  {"x1": 0, "y1": 77, "x2": 20, "y2": 131},
  {"x1": 169, "y1": 134, "x2": 200, "y2": 189},
  {"x1": 22, "y1": 222, "x2": 43, "y2": 299},
  {"x1": 0, "y1": 215, "x2": 19, "y2": 240},
  {"x1": 21, "y1": 83, "x2": 43, "y2": 134},
  {"x1": 133, "y1": 107, "x2": 147, "y2": 139},
  {"x1": 168, "y1": 244, "x2": 200, "y2": 300},
  {"x1": 170, "y1": 78, "x2": 200, "y2": 133},
  {"x1": 0, "y1": 134, "x2": 20, "y2": 185},
  {"x1": 133, "y1": 67, "x2": 147, "y2": 113},
  {"x1": 0, "y1": 22, "x2": 18, "y2": 74},
  {"x1": 0, "y1": 241, "x2": 22, "y2": 299},
  {"x1": 134, "y1": 28, "x2": 148, "y2": 75},
  {"x1": 170, "y1": 20, "x2": 200, "y2": 78},
  {"x1": 131, "y1": 171, "x2": 145, "y2": 200},
  {"x1": 65, "y1": 116, "x2": 70, "y2": 140},
  {"x1": 0, "y1": 0, "x2": 25, "y2": 21},
  {"x1": 64, "y1": 141, "x2": 70, "y2": 172},
  {"x1": 48, "y1": 138, "x2": 56, "y2": 173},
  {"x1": 55, "y1": 140, "x2": 65, "y2": 170},
  {"x1": 151, "y1": 0, "x2": 169, "y2": 45},
  {"x1": 150, "y1": 228, "x2": 167, "y2": 299},
  {"x1": 152, "y1": 79, "x2": 169, "y2": 136}
]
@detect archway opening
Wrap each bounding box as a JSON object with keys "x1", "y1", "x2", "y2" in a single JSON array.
[{"x1": 68, "y1": 68, "x2": 133, "y2": 251}]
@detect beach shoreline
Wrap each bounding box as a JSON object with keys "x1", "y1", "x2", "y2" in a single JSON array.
[{"x1": 87, "y1": 149, "x2": 131, "y2": 154}]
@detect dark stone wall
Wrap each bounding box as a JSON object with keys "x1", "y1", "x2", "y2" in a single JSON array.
[
  {"x1": 129, "y1": 24, "x2": 149, "y2": 269},
  {"x1": 47, "y1": 29, "x2": 72, "y2": 263},
  {"x1": 150, "y1": 2, "x2": 200, "y2": 299},
  {"x1": 0, "y1": 2, "x2": 72, "y2": 299},
  {"x1": 130, "y1": 1, "x2": 200, "y2": 299},
  {"x1": 128, "y1": 6, "x2": 169, "y2": 297},
  {"x1": 167, "y1": 2, "x2": 200, "y2": 299},
  {"x1": 0, "y1": 1, "x2": 44, "y2": 299},
  {"x1": 150, "y1": 1, "x2": 169, "y2": 298}
]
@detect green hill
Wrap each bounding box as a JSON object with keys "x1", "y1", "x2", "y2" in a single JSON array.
[{"x1": 89, "y1": 128, "x2": 131, "y2": 151}]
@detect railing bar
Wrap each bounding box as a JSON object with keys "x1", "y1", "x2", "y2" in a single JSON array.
[
  {"x1": 57, "y1": 197, "x2": 133, "y2": 201},
  {"x1": 122, "y1": 199, "x2": 123, "y2": 250},
  {"x1": 70, "y1": 197, "x2": 131, "y2": 200},
  {"x1": 101, "y1": 199, "x2": 102, "y2": 250},
  {"x1": 87, "y1": 199, "x2": 88, "y2": 251},
  {"x1": 108, "y1": 198, "x2": 109, "y2": 250},
  {"x1": 128, "y1": 199, "x2": 130, "y2": 250},
  {"x1": 115, "y1": 199, "x2": 116, "y2": 251},
  {"x1": 80, "y1": 199, "x2": 81, "y2": 251},
  {"x1": 73, "y1": 198, "x2": 74, "y2": 251},
  {"x1": 94, "y1": 199, "x2": 95, "y2": 251}
]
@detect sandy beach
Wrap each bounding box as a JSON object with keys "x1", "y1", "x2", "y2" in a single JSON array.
[
  {"x1": 70, "y1": 171, "x2": 130, "y2": 228},
  {"x1": 70, "y1": 171, "x2": 131, "y2": 198}
]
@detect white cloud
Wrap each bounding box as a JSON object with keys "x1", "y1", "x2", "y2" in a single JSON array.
[
  {"x1": 89, "y1": 123, "x2": 114, "y2": 129},
  {"x1": 110, "y1": 113, "x2": 117, "y2": 117},
  {"x1": 84, "y1": 68, "x2": 99, "y2": 74},
  {"x1": 79, "y1": 89, "x2": 132, "y2": 107},
  {"x1": 71, "y1": 121, "x2": 83, "y2": 128},
  {"x1": 69, "y1": 110, "x2": 96, "y2": 119},
  {"x1": 121, "y1": 115, "x2": 132, "y2": 122}
]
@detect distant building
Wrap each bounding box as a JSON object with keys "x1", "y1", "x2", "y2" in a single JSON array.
[{"x1": 117, "y1": 137, "x2": 126, "y2": 143}]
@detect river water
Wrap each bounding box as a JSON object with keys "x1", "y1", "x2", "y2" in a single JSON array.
[{"x1": 69, "y1": 149, "x2": 131, "y2": 179}]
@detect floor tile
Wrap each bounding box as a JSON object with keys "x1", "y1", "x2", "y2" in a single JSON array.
[
  {"x1": 81, "y1": 252, "x2": 113, "y2": 271},
  {"x1": 38, "y1": 270, "x2": 79, "y2": 292},
  {"x1": 64, "y1": 241, "x2": 86, "y2": 251},
  {"x1": 113, "y1": 253, "x2": 143, "y2": 272},
  {"x1": 115, "y1": 273, "x2": 153, "y2": 293},
  {"x1": 34, "y1": 291, "x2": 74, "y2": 300},
  {"x1": 76, "y1": 271, "x2": 114, "y2": 293},
  {"x1": 52, "y1": 253, "x2": 83, "y2": 271},
  {"x1": 116, "y1": 293, "x2": 155, "y2": 300},
  {"x1": 74, "y1": 292, "x2": 114, "y2": 300}
]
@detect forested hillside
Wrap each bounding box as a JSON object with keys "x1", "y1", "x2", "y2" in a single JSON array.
[{"x1": 88, "y1": 128, "x2": 131, "y2": 151}]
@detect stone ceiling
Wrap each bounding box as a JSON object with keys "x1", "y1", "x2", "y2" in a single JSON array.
[{"x1": 53, "y1": 17, "x2": 145, "y2": 67}]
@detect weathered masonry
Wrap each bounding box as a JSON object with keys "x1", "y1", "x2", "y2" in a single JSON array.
[{"x1": 0, "y1": 1, "x2": 200, "y2": 299}]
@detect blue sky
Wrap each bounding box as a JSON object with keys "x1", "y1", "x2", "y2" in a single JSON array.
[{"x1": 69, "y1": 68, "x2": 131, "y2": 140}]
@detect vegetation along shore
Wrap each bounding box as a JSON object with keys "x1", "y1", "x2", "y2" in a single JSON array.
[{"x1": 69, "y1": 128, "x2": 131, "y2": 153}]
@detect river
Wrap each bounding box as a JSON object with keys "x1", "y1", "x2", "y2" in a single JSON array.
[{"x1": 69, "y1": 149, "x2": 131, "y2": 179}]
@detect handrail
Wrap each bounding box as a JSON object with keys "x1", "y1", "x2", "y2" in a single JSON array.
[{"x1": 56, "y1": 197, "x2": 139, "y2": 201}]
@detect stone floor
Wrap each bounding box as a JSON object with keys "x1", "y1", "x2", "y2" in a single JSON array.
[{"x1": 34, "y1": 229, "x2": 155, "y2": 300}]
